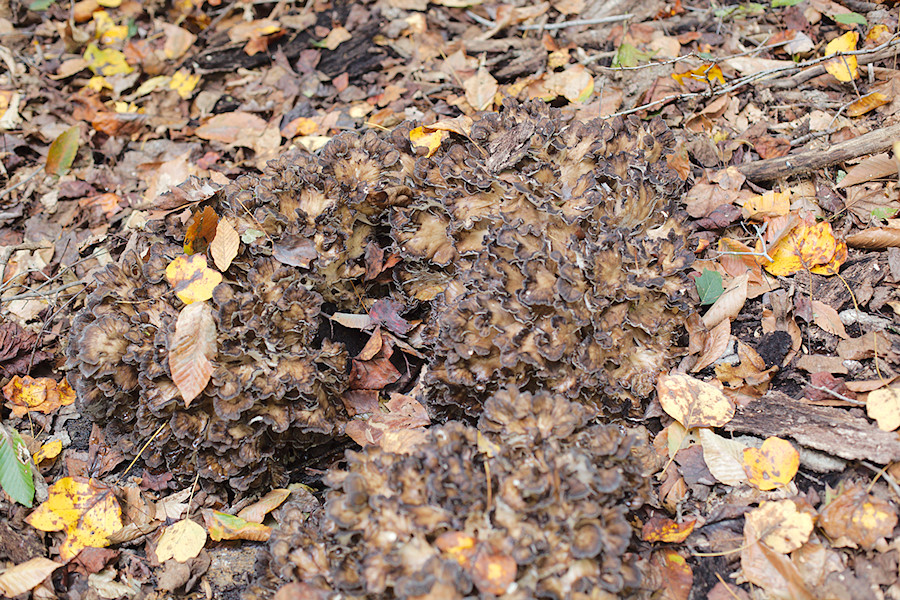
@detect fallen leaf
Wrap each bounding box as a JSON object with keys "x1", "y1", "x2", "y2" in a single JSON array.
[
  {"x1": 83, "y1": 43, "x2": 133, "y2": 76},
  {"x1": 469, "y1": 549, "x2": 516, "y2": 596},
  {"x1": 743, "y1": 437, "x2": 799, "y2": 491},
  {"x1": 210, "y1": 218, "x2": 240, "y2": 272},
  {"x1": 701, "y1": 272, "x2": 748, "y2": 329},
  {"x1": 165, "y1": 254, "x2": 222, "y2": 304},
  {"x1": 657, "y1": 373, "x2": 735, "y2": 428},
  {"x1": 824, "y1": 31, "x2": 859, "y2": 82},
  {"x1": 155, "y1": 519, "x2": 207, "y2": 563},
  {"x1": 764, "y1": 221, "x2": 843, "y2": 276},
  {"x1": 642, "y1": 516, "x2": 697, "y2": 543},
  {"x1": 846, "y1": 92, "x2": 889, "y2": 117},
  {"x1": 26, "y1": 477, "x2": 122, "y2": 561},
  {"x1": 195, "y1": 111, "x2": 268, "y2": 145},
  {"x1": 183, "y1": 206, "x2": 218, "y2": 255},
  {"x1": 202, "y1": 509, "x2": 271, "y2": 542},
  {"x1": 464, "y1": 67, "x2": 498, "y2": 111},
  {"x1": 699, "y1": 427, "x2": 748, "y2": 486},
  {"x1": 168, "y1": 302, "x2": 216, "y2": 407},
  {"x1": 0, "y1": 424, "x2": 34, "y2": 507},
  {"x1": 741, "y1": 522, "x2": 815, "y2": 600},
  {"x1": 409, "y1": 126, "x2": 449, "y2": 158},
  {"x1": 45, "y1": 126, "x2": 80, "y2": 178},
  {"x1": 0, "y1": 557, "x2": 61, "y2": 598},
  {"x1": 819, "y1": 484, "x2": 897, "y2": 549},
  {"x1": 695, "y1": 268, "x2": 724, "y2": 306},
  {"x1": 692, "y1": 318, "x2": 730, "y2": 372},
  {"x1": 651, "y1": 550, "x2": 693, "y2": 600},
  {"x1": 810, "y1": 300, "x2": 848, "y2": 339},
  {"x1": 742, "y1": 190, "x2": 790, "y2": 221},
  {"x1": 237, "y1": 488, "x2": 290, "y2": 523},
  {"x1": 672, "y1": 63, "x2": 726, "y2": 86},
  {"x1": 846, "y1": 227, "x2": 900, "y2": 249},
  {"x1": 3, "y1": 376, "x2": 75, "y2": 417},
  {"x1": 318, "y1": 26, "x2": 351, "y2": 50},
  {"x1": 745, "y1": 500, "x2": 814, "y2": 553},
  {"x1": 866, "y1": 385, "x2": 900, "y2": 431},
  {"x1": 33, "y1": 439, "x2": 63, "y2": 465}
]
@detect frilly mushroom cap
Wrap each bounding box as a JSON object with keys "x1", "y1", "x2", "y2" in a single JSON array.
[
  {"x1": 254, "y1": 388, "x2": 650, "y2": 598},
  {"x1": 66, "y1": 235, "x2": 350, "y2": 491}
]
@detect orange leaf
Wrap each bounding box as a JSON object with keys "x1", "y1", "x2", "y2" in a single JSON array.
[
  {"x1": 651, "y1": 550, "x2": 693, "y2": 600},
  {"x1": 2, "y1": 376, "x2": 75, "y2": 418},
  {"x1": 168, "y1": 302, "x2": 216, "y2": 407},
  {"x1": 824, "y1": 32, "x2": 859, "y2": 82},
  {"x1": 165, "y1": 254, "x2": 222, "y2": 304},
  {"x1": 743, "y1": 437, "x2": 799, "y2": 491},
  {"x1": 469, "y1": 549, "x2": 516, "y2": 596},
  {"x1": 436, "y1": 531, "x2": 477, "y2": 567},
  {"x1": 846, "y1": 92, "x2": 889, "y2": 117},
  {"x1": 741, "y1": 190, "x2": 790, "y2": 221},
  {"x1": 237, "y1": 488, "x2": 290, "y2": 523},
  {"x1": 672, "y1": 64, "x2": 725, "y2": 86},
  {"x1": 184, "y1": 206, "x2": 218, "y2": 255},
  {"x1": 642, "y1": 516, "x2": 697, "y2": 543},
  {"x1": 25, "y1": 477, "x2": 122, "y2": 561}
]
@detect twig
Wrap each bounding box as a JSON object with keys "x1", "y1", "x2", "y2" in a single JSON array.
[
  {"x1": 0, "y1": 241, "x2": 53, "y2": 283},
  {"x1": 804, "y1": 381, "x2": 865, "y2": 405},
  {"x1": 520, "y1": 14, "x2": 633, "y2": 31},
  {"x1": 0, "y1": 280, "x2": 85, "y2": 303},
  {"x1": 0, "y1": 166, "x2": 42, "y2": 200}
]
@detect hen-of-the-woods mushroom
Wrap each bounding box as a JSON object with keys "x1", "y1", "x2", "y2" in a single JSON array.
[
  {"x1": 65, "y1": 99, "x2": 692, "y2": 489},
  {"x1": 250, "y1": 388, "x2": 650, "y2": 599}
]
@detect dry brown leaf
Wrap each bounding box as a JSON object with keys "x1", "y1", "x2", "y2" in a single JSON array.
[
  {"x1": 846, "y1": 227, "x2": 900, "y2": 249},
  {"x1": 819, "y1": 484, "x2": 898, "y2": 550},
  {"x1": 657, "y1": 373, "x2": 735, "y2": 429},
  {"x1": 195, "y1": 112, "x2": 268, "y2": 145},
  {"x1": 810, "y1": 300, "x2": 849, "y2": 339},
  {"x1": 699, "y1": 428, "x2": 748, "y2": 486},
  {"x1": 463, "y1": 67, "x2": 498, "y2": 111},
  {"x1": 210, "y1": 218, "x2": 240, "y2": 272},
  {"x1": 237, "y1": 489, "x2": 291, "y2": 523},
  {"x1": 168, "y1": 302, "x2": 216, "y2": 407},
  {"x1": 745, "y1": 500, "x2": 814, "y2": 553},
  {"x1": 701, "y1": 272, "x2": 748, "y2": 329},
  {"x1": 741, "y1": 533, "x2": 815, "y2": 600},
  {"x1": 836, "y1": 153, "x2": 895, "y2": 188},
  {"x1": 0, "y1": 557, "x2": 61, "y2": 597},
  {"x1": 692, "y1": 319, "x2": 731, "y2": 372},
  {"x1": 320, "y1": 26, "x2": 351, "y2": 50}
]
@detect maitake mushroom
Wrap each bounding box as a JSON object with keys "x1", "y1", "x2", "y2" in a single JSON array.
[
  {"x1": 253, "y1": 388, "x2": 650, "y2": 599},
  {"x1": 66, "y1": 99, "x2": 692, "y2": 489}
]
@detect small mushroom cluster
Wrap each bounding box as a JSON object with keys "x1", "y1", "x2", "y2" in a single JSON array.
[
  {"x1": 65, "y1": 99, "x2": 692, "y2": 489},
  {"x1": 254, "y1": 388, "x2": 650, "y2": 599}
]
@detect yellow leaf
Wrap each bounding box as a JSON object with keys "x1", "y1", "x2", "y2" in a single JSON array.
[
  {"x1": 3, "y1": 376, "x2": 75, "y2": 418},
  {"x1": 170, "y1": 69, "x2": 200, "y2": 100},
  {"x1": 33, "y1": 439, "x2": 63, "y2": 465},
  {"x1": 764, "y1": 221, "x2": 843, "y2": 276},
  {"x1": 409, "y1": 126, "x2": 449, "y2": 158},
  {"x1": 85, "y1": 76, "x2": 112, "y2": 93},
  {"x1": 25, "y1": 477, "x2": 122, "y2": 561},
  {"x1": 847, "y1": 92, "x2": 889, "y2": 117},
  {"x1": 672, "y1": 64, "x2": 726, "y2": 86},
  {"x1": 866, "y1": 386, "x2": 900, "y2": 431},
  {"x1": 168, "y1": 302, "x2": 216, "y2": 407},
  {"x1": 83, "y1": 43, "x2": 133, "y2": 77},
  {"x1": 202, "y1": 509, "x2": 271, "y2": 542},
  {"x1": 657, "y1": 373, "x2": 735, "y2": 429},
  {"x1": 824, "y1": 32, "x2": 859, "y2": 82},
  {"x1": 641, "y1": 516, "x2": 697, "y2": 543},
  {"x1": 743, "y1": 437, "x2": 799, "y2": 491},
  {"x1": 97, "y1": 0, "x2": 122, "y2": 6},
  {"x1": 742, "y1": 190, "x2": 790, "y2": 221},
  {"x1": 745, "y1": 500, "x2": 814, "y2": 553},
  {"x1": 165, "y1": 254, "x2": 222, "y2": 304},
  {"x1": 155, "y1": 519, "x2": 207, "y2": 563}
]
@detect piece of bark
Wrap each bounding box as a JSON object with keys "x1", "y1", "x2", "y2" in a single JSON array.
[
  {"x1": 736, "y1": 123, "x2": 900, "y2": 182},
  {"x1": 723, "y1": 391, "x2": 900, "y2": 464}
]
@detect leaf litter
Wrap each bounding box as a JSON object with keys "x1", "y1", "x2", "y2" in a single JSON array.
[{"x1": 1, "y1": 0, "x2": 900, "y2": 597}]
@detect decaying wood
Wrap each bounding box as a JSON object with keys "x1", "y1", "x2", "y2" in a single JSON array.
[
  {"x1": 736, "y1": 123, "x2": 900, "y2": 182},
  {"x1": 724, "y1": 390, "x2": 900, "y2": 464}
]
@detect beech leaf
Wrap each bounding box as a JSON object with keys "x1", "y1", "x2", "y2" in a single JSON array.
[
  {"x1": 210, "y1": 218, "x2": 240, "y2": 272},
  {"x1": 168, "y1": 302, "x2": 216, "y2": 407},
  {"x1": 45, "y1": 126, "x2": 80, "y2": 178},
  {"x1": 0, "y1": 424, "x2": 34, "y2": 507},
  {"x1": 657, "y1": 373, "x2": 735, "y2": 429},
  {"x1": 155, "y1": 519, "x2": 207, "y2": 563},
  {"x1": 0, "y1": 557, "x2": 61, "y2": 598},
  {"x1": 701, "y1": 272, "x2": 748, "y2": 329}
]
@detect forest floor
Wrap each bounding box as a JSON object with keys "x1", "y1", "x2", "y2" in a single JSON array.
[{"x1": 2, "y1": 0, "x2": 900, "y2": 598}]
